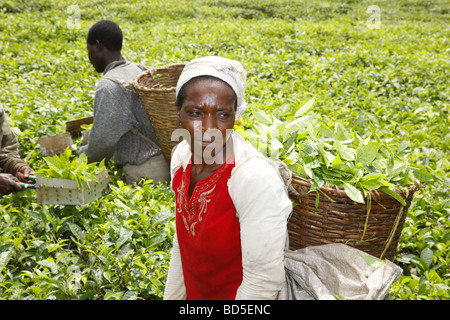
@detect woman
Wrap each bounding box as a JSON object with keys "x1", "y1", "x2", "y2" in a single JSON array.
[{"x1": 163, "y1": 56, "x2": 292, "y2": 300}]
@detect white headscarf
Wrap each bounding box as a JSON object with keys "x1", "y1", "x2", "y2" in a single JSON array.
[{"x1": 175, "y1": 56, "x2": 248, "y2": 118}]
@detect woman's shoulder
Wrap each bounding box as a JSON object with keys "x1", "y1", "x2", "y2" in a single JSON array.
[
  {"x1": 232, "y1": 157, "x2": 281, "y2": 188},
  {"x1": 231, "y1": 131, "x2": 280, "y2": 179},
  {"x1": 170, "y1": 140, "x2": 191, "y2": 178}
]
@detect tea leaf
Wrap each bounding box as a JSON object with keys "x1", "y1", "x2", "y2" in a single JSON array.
[
  {"x1": 360, "y1": 254, "x2": 386, "y2": 269},
  {"x1": 420, "y1": 248, "x2": 434, "y2": 267},
  {"x1": 379, "y1": 186, "x2": 406, "y2": 206},
  {"x1": 67, "y1": 222, "x2": 83, "y2": 240},
  {"x1": 343, "y1": 182, "x2": 365, "y2": 204},
  {"x1": 253, "y1": 109, "x2": 273, "y2": 125},
  {"x1": 116, "y1": 228, "x2": 133, "y2": 248},
  {"x1": 293, "y1": 97, "x2": 315, "y2": 118},
  {"x1": 334, "y1": 122, "x2": 351, "y2": 141},
  {"x1": 37, "y1": 260, "x2": 59, "y2": 274},
  {"x1": 356, "y1": 141, "x2": 380, "y2": 165},
  {"x1": 0, "y1": 249, "x2": 12, "y2": 274}
]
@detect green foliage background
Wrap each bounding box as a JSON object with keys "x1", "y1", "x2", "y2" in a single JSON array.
[{"x1": 0, "y1": 0, "x2": 448, "y2": 299}]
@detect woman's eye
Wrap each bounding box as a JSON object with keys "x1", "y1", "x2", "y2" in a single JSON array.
[
  {"x1": 187, "y1": 110, "x2": 201, "y2": 117},
  {"x1": 218, "y1": 113, "x2": 231, "y2": 119}
]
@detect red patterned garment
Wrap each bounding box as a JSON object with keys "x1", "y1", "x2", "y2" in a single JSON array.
[{"x1": 172, "y1": 156, "x2": 242, "y2": 300}]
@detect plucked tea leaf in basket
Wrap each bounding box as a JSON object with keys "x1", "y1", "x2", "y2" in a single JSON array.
[
  {"x1": 343, "y1": 182, "x2": 365, "y2": 204},
  {"x1": 244, "y1": 99, "x2": 426, "y2": 205},
  {"x1": 35, "y1": 148, "x2": 106, "y2": 190},
  {"x1": 356, "y1": 140, "x2": 380, "y2": 165}
]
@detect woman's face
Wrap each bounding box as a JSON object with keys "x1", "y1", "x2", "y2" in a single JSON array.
[{"x1": 176, "y1": 78, "x2": 236, "y2": 163}]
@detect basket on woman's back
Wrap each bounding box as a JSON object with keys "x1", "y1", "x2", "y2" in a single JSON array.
[
  {"x1": 287, "y1": 174, "x2": 419, "y2": 261},
  {"x1": 133, "y1": 63, "x2": 185, "y2": 163}
]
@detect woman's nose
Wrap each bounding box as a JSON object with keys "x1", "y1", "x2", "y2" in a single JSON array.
[{"x1": 202, "y1": 114, "x2": 217, "y2": 131}]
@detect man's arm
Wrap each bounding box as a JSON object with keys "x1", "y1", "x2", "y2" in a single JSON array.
[{"x1": 0, "y1": 104, "x2": 30, "y2": 177}]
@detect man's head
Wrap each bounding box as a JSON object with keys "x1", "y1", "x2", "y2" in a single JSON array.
[{"x1": 86, "y1": 20, "x2": 123, "y2": 73}]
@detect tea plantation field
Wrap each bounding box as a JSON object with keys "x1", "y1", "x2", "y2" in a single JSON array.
[{"x1": 0, "y1": 0, "x2": 448, "y2": 300}]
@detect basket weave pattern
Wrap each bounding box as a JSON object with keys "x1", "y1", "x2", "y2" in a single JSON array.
[
  {"x1": 287, "y1": 175, "x2": 418, "y2": 260},
  {"x1": 133, "y1": 63, "x2": 186, "y2": 163}
]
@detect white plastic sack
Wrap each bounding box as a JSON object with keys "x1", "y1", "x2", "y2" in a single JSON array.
[{"x1": 278, "y1": 243, "x2": 402, "y2": 300}]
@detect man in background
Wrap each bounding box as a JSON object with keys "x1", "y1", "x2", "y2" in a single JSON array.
[
  {"x1": 0, "y1": 103, "x2": 35, "y2": 195},
  {"x1": 80, "y1": 20, "x2": 170, "y2": 184}
]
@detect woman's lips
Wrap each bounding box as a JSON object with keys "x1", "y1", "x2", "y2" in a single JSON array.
[
  {"x1": 203, "y1": 139, "x2": 213, "y2": 144},
  {"x1": 193, "y1": 139, "x2": 215, "y2": 146}
]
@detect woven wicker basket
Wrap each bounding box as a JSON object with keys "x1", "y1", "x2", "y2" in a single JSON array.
[
  {"x1": 133, "y1": 63, "x2": 186, "y2": 163},
  {"x1": 287, "y1": 174, "x2": 418, "y2": 261}
]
